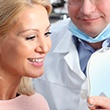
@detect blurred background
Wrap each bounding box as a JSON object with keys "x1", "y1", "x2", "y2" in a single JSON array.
[{"x1": 49, "y1": 0, "x2": 68, "y2": 23}]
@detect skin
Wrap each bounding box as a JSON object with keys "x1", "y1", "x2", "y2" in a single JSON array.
[
  {"x1": 68, "y1": 0, "x2": 110, "y2": 109},
  {"x1": 88, "y1": 96, "x2": 110, "y2": 109},
  {"x1": 0, "y1": 5, "x2": 51, "y2": 100},
  {"x1": 68, "y1": 0, "x2": 110, "y2": 37},
  {"x1": 68, "y1": 0, "x2": 110, "y2": 49}
]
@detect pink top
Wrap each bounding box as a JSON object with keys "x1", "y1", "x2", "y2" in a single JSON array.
[{"x1": 0, "y1": 93, "x2": 50, "y2": 110}]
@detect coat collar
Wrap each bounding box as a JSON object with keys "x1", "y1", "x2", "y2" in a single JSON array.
[
  {"x1": 53, "y1": 24, "x2": 86, "y2": 80},
  {"x1": 53, "y1": 30, "x2": 73, "y2": 53}
]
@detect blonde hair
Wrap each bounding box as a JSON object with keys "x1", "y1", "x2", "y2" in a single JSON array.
[
  {"x1": 18, "y1": 77, "x2": 35, "y2": 95},
  {"x1": 0, "y1": 0, "x2": 52, "y2": 95},
  {"x1": 0, "y1": 0, "x2": 52, "y2": 37}
]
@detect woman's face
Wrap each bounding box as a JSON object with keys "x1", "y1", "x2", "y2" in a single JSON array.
[{"x1": 0, "y1": 5, "x2": 52, "y2": 78}]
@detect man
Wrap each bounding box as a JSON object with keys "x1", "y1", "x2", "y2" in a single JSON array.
[{"x1": 33, "y1": 0, "x2": 110, "y2": 109}]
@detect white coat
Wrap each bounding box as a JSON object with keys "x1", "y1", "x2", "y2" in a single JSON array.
[{"x1": 33, "y1": 18, "x2": 89, "y2": 110}]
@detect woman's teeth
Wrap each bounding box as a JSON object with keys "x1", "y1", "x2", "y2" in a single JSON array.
[
  {"x1": 28, "y1": 58, "x2": 43, "y2": 63},
  {"x1": 34, "y1": 59, "x2": 43, "y2": 63}
]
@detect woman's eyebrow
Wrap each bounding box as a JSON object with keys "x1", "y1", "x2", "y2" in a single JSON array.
[
  {"x1": 18, "y1": 24, "x2": 51, "y2": 36},
  {"x1": 46, "y1": 24, "x2": 51, "y2": 30}
]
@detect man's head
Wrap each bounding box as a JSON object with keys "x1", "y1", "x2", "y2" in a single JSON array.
[{"x1": 68, "y1": 0, "x2": 110, "y2": 38}]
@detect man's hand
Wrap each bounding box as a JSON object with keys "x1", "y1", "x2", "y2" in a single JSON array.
[{"x1": 88, "y1": 96, "x2": 110, "y2": 109}]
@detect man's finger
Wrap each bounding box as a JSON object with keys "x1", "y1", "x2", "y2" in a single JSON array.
[{"x1": 88, "y1": 96, "x2": 110, "y2": 109}]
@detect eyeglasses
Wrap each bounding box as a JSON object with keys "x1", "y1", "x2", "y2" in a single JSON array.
[
  {"x1": 68, "y1": 0, "x2": 104, "y2": 5},
  {"x1": 86, "y1": 47, "x2": 110, "y2": 97}
]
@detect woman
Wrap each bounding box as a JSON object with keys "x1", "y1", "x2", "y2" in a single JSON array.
[{"x1": 0, "y1": 0, "x2": 52, "y2": 109}]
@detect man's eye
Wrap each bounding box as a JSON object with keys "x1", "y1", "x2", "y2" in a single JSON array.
[
  {"x1": 45, "y1": 32, "x2": 51, "y2": 37},
  {"x1": 26, "y1": 36, "x2": 36, "y2": 40}
]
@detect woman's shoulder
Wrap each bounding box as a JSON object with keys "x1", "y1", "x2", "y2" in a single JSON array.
[
  {"x1": 22, "y1": 93, "x2": 50, "y2": 110},
  {"x1": 20, "y1": 93, "x2": 48, "y2": 104},
  {"x1": 29, "y1": 92, "x2": 47, "y2": 101},
  {"x1": 0, "y1": 93, "x2": 50, "y2": 110},
  {"x1": 16, "y1": 93, "x2": 50, "y2": 110}
]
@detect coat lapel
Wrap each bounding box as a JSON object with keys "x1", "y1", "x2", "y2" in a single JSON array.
[{"x1": 53, "y1": 29, "x2": 86, "y2": 80}]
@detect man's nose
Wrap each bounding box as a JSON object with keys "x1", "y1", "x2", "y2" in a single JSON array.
[{"x1": 80, "y1": 0, "x2": 96, "y2": 16}]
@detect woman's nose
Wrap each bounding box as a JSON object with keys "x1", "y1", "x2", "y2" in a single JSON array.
[
  {"x1": 35, "y1": 36, "x2": 52, "y2": 54},
  {"x1": 80, "y1": 0, "x2": 96, "y2": 16}
]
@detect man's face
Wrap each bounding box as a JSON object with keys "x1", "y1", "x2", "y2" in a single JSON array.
[{"x1": 68, "y1": 0, "x2": 110, "y2": 37}]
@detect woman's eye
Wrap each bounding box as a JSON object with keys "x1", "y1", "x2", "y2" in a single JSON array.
[
  {"x1": 26, "y1": 36, "x2": 36, "y2": 40},
  {"x1": 45, "y1": 32, "x2": 51, "y2": 37}
]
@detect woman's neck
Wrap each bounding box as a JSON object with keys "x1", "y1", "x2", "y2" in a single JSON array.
[{"x1": 0, "y1": 77, "x2": 21, "y2": 100}]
